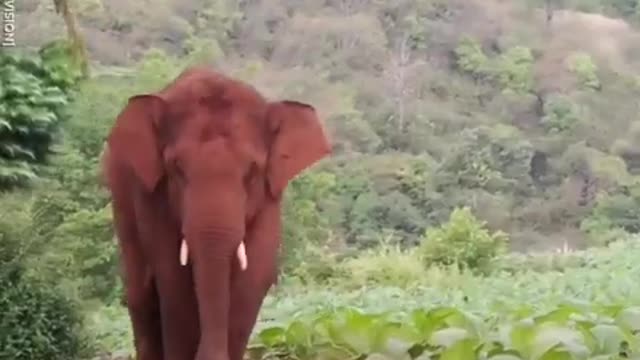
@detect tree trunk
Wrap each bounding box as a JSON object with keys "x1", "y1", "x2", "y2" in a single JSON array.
[{"x1": 53, "y1": 0, "x2": 90, "y2": 78}]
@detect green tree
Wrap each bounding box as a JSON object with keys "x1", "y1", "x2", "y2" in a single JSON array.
[
  {"x1": 281, "y1": 170, "x2": 338, "y2": 271},
  {"x1": 418, "y1": 207, "x2": 509, "y2": 273},
  {"x1": 0, "y1": 266, "x2": 89, "y2": 360},
  {"x1": 566, "y1": 52, "x2": 600, "y2": 91},
  {"x1": 52, "y1": 0, "x2": 90, "y2": 77},
  {"x1": 0, "y1": 43, "x2": 79, "y2": 189}
]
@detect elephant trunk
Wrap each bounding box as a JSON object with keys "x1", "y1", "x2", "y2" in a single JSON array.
[
  {"x1": 181, "y1": 170, "x2": 248, "y2": 356},
  {"x1": 188, "y1": 225, "x2": 245, "y2": 357}
]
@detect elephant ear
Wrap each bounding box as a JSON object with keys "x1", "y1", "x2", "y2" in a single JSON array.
[
  {"x1": 266, "y1": 100, "x2": 331, "y2": 199},
  {"x1": 106, "y1": 94, "x2": 167, "y2": 192}
]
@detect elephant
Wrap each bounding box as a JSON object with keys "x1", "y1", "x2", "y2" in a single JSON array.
[{"x1": 101, "y1": 66, "x2": 331, "y2": 360}]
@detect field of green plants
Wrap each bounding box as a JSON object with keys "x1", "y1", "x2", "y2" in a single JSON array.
[
  {"x1": 239, "y1": 240, "x2": 639, "y2": 359},
  {"x1": 83, "y1": 239, "x2": 640, "y2": 360},
  {"x1": 248, "y1": 304, "x2": 640, "y2": 359}
]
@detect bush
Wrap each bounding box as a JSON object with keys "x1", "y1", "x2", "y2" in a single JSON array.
[
  {"x1": 338, "y1": 242, "x2": 426, "y2": 289},
  {"x1": 0, "y1": 266, "x2": 88, "y2": 360},
  {"x1": 248, "y1": 303, "x2": 640, "y2": 359},
  {"x1": 454, "y1": 36, "x2": 492, "y2": 81},
  {"x1": 566, "y1": 51, "x2": 600, "y2": 90},
  {"x1": 583, "y1": 184, "x2": 640, "y2": 234},
  {"x1": 285, "y1": 242, "x2": 347, "y2": 286},
  {"x1": 281, "y1": 170, "x2": 338, "y2": 271},
  {"x1": 418, "y1": 207, "x2": 509, "y2": 273},
  {"x1": 0, "y1": 41, "x2": 81, "y2": 189},
  {"x1": 84, "y1": 304, "x2": 133, "y2": 356},
  {"x1": 540, "y1": 94, "x2": 580, "y2": 133},
  {"x1": 495, "y1": 45, "x2": 535, "y2": 94},
  {"x1": 454, "y1": 39, "x2": 534, "y2": 95}
]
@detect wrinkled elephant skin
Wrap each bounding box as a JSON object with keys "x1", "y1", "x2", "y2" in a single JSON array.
[{"x1": 101, "y1": 66, "x2": 332, "y2": 360}]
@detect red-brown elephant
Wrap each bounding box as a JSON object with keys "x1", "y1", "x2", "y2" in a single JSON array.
[{"x1": 101, "y1": 66, "x2": 331, "y2": 360}]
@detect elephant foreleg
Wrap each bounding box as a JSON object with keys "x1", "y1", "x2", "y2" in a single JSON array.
[
  {"x1": 150, "y1": 236, "x2": 201, "y2": 360},
  {"x1": 227, "y1": 203, "x2": 281, "y2": 360},
  {"x1": 133, "y1": 193, "x2": 201, "y2": 360},
  {"x1": 111, "y1": 201, "x2": 164, "y2": 360},
  {"x1": 119, "y1": 240, "x2": 164, "y2": 360}
]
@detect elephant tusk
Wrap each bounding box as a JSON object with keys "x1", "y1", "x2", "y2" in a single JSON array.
[
  {"x1": 180, "y1": 238, "x2": 189, "y2": 266},
  {"x1": 237, "y1": 241, "x2": 248, "y2": 270},
  {"x1": 179, "y1": 238, "x2": 247, "y2": 271}
]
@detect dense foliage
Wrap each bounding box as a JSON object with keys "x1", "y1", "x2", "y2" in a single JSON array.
[
  {"x1": 242, "y1": 240, "x2": 640, "y2": 359},
  {"x1": 0, "y1": 267, "x2": 86, "y2": 360},
  {"x1": 0, "y1": 41, "x2": 81, "y2": 189},
  {"x1": 417, "y1": 207, "x2": 509, "y2": 274},
  {"x1": 248, "y1": 304, "x2": 640, "y2": 359},
  {"x1": 14, "y1": 0, "x2": 640, "y2": 252},
  {"x1": 0, "y1": 43, "x2": 90, "y2": 360},
  {"x1": 96, "y1": 238, "x2": 640, "y2": 358},
  {"x1": 259, "y1": 239, "x2": 640, "y2": 321}
]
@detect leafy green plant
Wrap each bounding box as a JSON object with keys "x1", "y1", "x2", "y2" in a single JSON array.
[
  {"x1": 418, "y1": 207, "x2": 509, "y2": 273},
  {"x1": 0, "y1": 266, "x2": 88, "y2": 360},
  {"x1": 91, "y1": 238, "x2": 640, "y2": 358},
  {"x1": 566, "y1": 52, "x2": 600, "y2": 91},
  {"x1": 435, "y1": 125, "x2": 534, "y2": 194},
  {"x1": 282, "y1": 170, "x2": 337, "y2": 270},
  {"x1": 338, "y1": 242, "x2": 426, "y2": 289},
  {"x1": 540, "y1": 95, "x2": 580, "y2": 133},
  {"x1": 455, "y1": 39, "x2": 534, "y2": 95},
  {"x1": 37, "y1": 40, "x2": 85, "y2": 90},
  {"x1": 247, "y1": 303, "x2": 640, "y2": 359},
  {"x1": 84, "y1": 304, "x2": 134, "y2": 356},
  {"x1": 0, "y1": 41, "x2": 80, "y2": 189},
  {"x1": 495, "y1": 46, "x2": 535, "y2": 94},
  {"x1": 20, "y1": 146, "x2": 116, "y2": 303},
  {"x1": 454, "y1": 36, "x2": 492, "y2": 81},
  {"x1": 256, "y1": 238, "x2": 640, "y2": 321},
  {"x1": 583, "y1": 183, "x2": 640, "y2": 234}
]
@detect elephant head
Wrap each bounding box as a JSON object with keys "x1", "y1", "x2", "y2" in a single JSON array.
[{"x1": 105, "y1": 67, "x2": 331, "y2": 358}]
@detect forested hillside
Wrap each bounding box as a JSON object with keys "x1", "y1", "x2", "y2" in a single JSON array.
[
  {"x1": 12, "y1": 0, "x2": 640, "y2": 253},
  {"x1": 4, "y1": 0, "x2": 640, "y2": 359}
]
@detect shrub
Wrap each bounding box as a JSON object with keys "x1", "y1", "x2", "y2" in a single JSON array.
[
  {"x1": 0, "y1": 266, "x2": 88, "y2": 360},
  {"x1": 418, "y1": 207, "x2": 509, "y2": 273},
  {"x1": 495, "y1": 45, "x2": 535, "y2": 94},
  {"x1": 454, "y1": 37, "x2": 493, "y2": 80},
  {"x1": 583, "y1": 184, "x2": 640, "y2": 234},
  {"x1": 435, "y1": 125, "x2": 534, "y2": 195},
  {"x1": 566, "y1": 51, "x2": 600, "y2": 90},
  {"x1": 248, "y1": 303, "x2": 640, "y2": 359},
  {"x1": 84, "y1": 304, "x2": 133, "y2": 356},
  {"x1": 338, "y1": 242, "x2": 426, "y2": 289},
  {"x1": 454, "y1": 39, "x2": 534, "y2": 94},
  {"x1": 282, "y1": 170, "x2": 337, "y2": 271},
  {"x1": 540, "y1": 94, "x2": 580, "y2": 133},
  {"x1": 0, "y1": 40, "x2": 81, "y2": 189},
  {"x1": 285, "y1": 242, "x2": 347, "y2": 286}
]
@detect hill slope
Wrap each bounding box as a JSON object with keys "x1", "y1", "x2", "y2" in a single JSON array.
[{"x1": 14, "y1": 0, "x2": 640, "y2": 252}]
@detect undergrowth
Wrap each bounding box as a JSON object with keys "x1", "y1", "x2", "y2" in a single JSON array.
[{"x1": 92, "y1": 238, "x2": 640, "y2": 359}]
